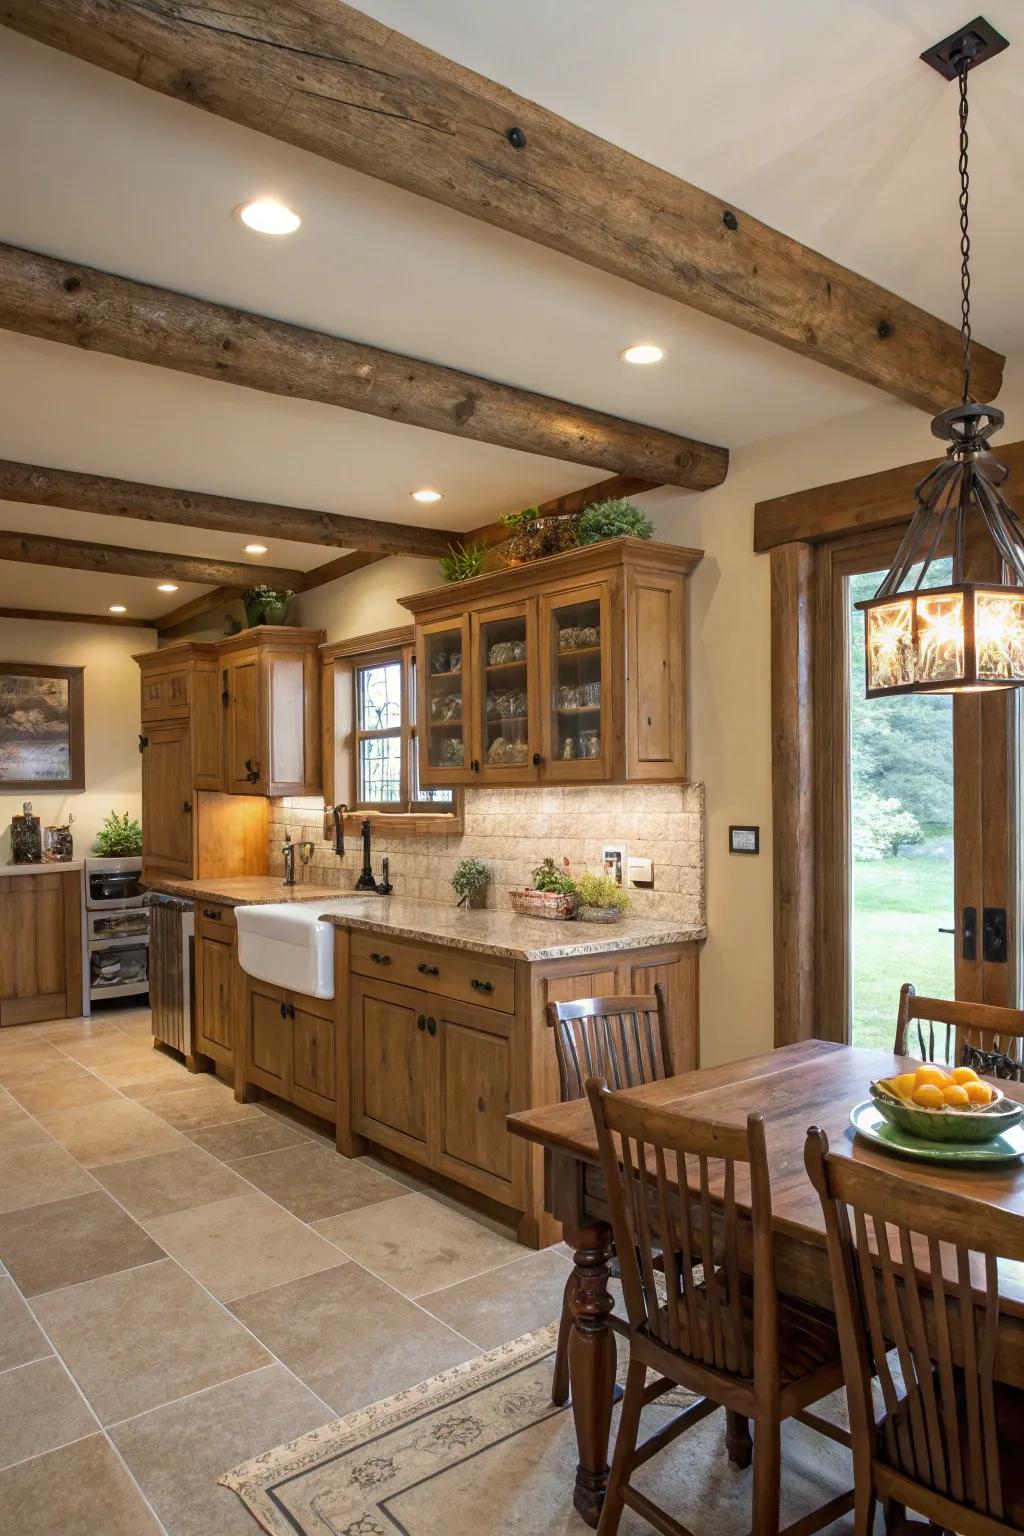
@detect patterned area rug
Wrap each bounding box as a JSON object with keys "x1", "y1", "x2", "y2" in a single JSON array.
[{"x1": 221, "y1": 1323, "x2": 855, "y2": 1536}]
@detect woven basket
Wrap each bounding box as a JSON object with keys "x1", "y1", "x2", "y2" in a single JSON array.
[
  {"x1": 509, "y1": 888, "x2": 578, "y2": 920},
  {"x1": 577, "y1": 905, "x2": 624, "y2": 923}
]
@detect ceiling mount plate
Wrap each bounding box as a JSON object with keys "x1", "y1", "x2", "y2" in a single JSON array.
[{"x1": 921, "y1": 15, "x2": 1009, "y2": 79}]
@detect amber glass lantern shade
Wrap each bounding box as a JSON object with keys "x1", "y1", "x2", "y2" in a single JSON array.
[{"x1": 858, "y1": 583, "x2": 1024, "y2": 696}]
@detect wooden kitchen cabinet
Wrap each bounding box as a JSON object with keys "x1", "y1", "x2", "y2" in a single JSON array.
[
  {"x1": 192, "y1": 902, "x2": 243, "y2": 1073},
  {"x1": 238, "y1": 975, "x2": 337, "y2": 1120},
  {"x1": 219, "y1": 628, "x2": 323, "y2": 797},
  {"x1": 403, "y1": 537, "x2": 701, "y2": 787},
  {"x1": 140, "y1": 721, "x2": 193, "y2": 879},
  {"x1": 0, "y1": 871, "x2": 83, "y2": 1027}
]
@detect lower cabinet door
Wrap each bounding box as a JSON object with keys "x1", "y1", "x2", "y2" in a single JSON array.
[
  {"x1": 433, "y1": 1000, "x2": 516, "y2": 1204},
  {"x1": 351, "y1": 977, "x2": 432, "y2": 1164},
  {"x1": 247, "y1": 979, "x2": 291, "y2": 1096},
  {"x1": 291, "y1": 994, "x2": 336, "y2": 1118},
  {"x1": 196, "y1": 933, "x2": 236, "y2": 1066}
]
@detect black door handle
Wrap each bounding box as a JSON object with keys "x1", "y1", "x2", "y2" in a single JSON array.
[
  {"x1": 937, "y1": 926, "x2": 955, "y2": 934},
  {"x1": 183, "y1": 800, "x2": 193, "y2": 814},
  {"x1": 417, "y1": 1014, "x2": 426, "y2": 1032},
  {"x1": 244, "y1": 758, "x2": 260, "y2": 783},
  {"x1": 471, "y1": 978, "x2": 493, "y2": 993},
  {"x1": 202, "y1": 908, "x2": 221, "y2": 921},
  {"x1": 369, "y1": 952, "x2": 391, "y2": 966},
  {"x1": 470, "y1": 759, "x2": 480, "y2": 773},
  {"x1": 417, "y1": 962, "x2": 439, "y2": 976},
  {"x1": 533, "y1": 753, "x2": 543, "y2": 766},
  {"x1": 963, "y1": 906, "x2": 978, "y2": 962},
  {"x1": 280, "y1": 1000, "x2": 288, "y2": 1020},
  {"x1": 426, "y1": 1016, "x2": 437, "y2": 1036},
  {"x1": 287, "y1": 1001, "x2": 296, "y2": 1019},
  {"x1": 983, "y1": 907, "x2": 1008, "y2": 964},
  {"x1": 138, "y1": 734, "x2": 149, "y2": 752}
]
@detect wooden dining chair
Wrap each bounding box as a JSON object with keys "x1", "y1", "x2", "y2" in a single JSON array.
[
  {"x1": 805, "y1": 1124, "x2": 1024, "y2": 1536},
  {"x1": 587, "y1": 1081, "x2": 851, "y2": 1536},
  {"x1": 895, "y1": 982, "x2": 1024, "y2": 1080},
  {"x1": 545, "y1": 990, "x2": 674, "y2": 1409}
]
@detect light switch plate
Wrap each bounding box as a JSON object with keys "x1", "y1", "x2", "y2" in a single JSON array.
[
  {"x1": 601, "y1": 843, "x2": 627, "y2": 885},
  {"x1": 628, "y1": 856, "x2": 653, "y2": 887}
]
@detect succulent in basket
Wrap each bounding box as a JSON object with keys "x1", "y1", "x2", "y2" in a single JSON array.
[
  {"x1": 575, "y1": 871, "x2": 631, "y2": 924},
  {"x1": 452, "y1": 857, "x2": 490, "y2": 909},
  {"x1": 531, "y1": 857, "x2": 577, "y2": 896},
  {"x1": 870, "y1": 1062, "x2": 1023, "y2": 1143}
]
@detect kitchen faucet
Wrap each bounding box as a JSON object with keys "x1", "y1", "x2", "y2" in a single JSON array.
[
  {"x1": 331, "y1": 804, "x2": 347, "y2": 856},
  {"x1": 281, "y1": 831, "x2": 314, "y2": 887},
  {"x1": 354, "y1": 819, "x2": 378, "y2": 892}
]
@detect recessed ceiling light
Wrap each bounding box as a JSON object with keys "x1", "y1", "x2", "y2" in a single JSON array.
[
  {"x1": 109, "y1": 604, "x2": 126, "y2": 614},
  {"x1": 621, "y1": 343, "x2": 665, "y2": 365},
  {"x1": 157, "y1": 583, "x2": 179, "y2": 593},
  {"x1": 245, "y1": 543, "x2": 268, "y2": 555},
  {"x1": 236, "y1": 198, "x2": 301, "y2": 236},
  {"x1": 412, "y1": 488, "x2": 443, "y2": 503}
]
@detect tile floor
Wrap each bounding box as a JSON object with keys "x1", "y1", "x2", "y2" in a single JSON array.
[{"x1": 0, "y1": 1006, "x2": 572, "y2": 1534}]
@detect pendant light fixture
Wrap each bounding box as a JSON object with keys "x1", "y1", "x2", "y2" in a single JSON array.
[{"x1": 857, "y1": 17, "x2": 1024, "y2": 698}]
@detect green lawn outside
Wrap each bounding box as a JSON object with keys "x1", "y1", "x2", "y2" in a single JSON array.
[{"x1": 851, "y1": 855, "x2": 955, "y2": 1051}]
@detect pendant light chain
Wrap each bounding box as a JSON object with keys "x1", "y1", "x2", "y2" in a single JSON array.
[{"x1": 958, "y1": 56, "x2": 973, "y2": 405}]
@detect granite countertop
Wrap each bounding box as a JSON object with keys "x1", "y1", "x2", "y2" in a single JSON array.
[
  {"x1": 318, "y1": 897, "x2": 706, "y2": 961},
  {"x1": 3, "y1": 861, "x2": 84, "y2": 875},
  {"x1": 144, "y1": 875, "x2": 349, "y2": 907}
]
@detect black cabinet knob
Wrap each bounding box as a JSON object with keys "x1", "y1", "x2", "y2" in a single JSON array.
[
  {"x1": 244, "y1": 758, "x2": 260, "y2": 783},
  {"x1": 183, "y1": 800, "x2": 193, "y2": 814},
  {"x1": 416, "y1": 1014, "x2": 426, "y2": 1032},
  {"x1": 202, "y1": 908, "x2": 221, "y2": 920},
  {"x1": 470, "y1": 759, "x2": 480, "y2": 773},
  {"x1": 532, "y1": 753, "x2": 543, "y2": 766},
  {"x1": 280, "y1": 1000, "x2": 288, "y2": 1020},
  {"x1": 426, "y1": 1016, "x2": 438, "y2": 1036},
  {"x1": 417, "y1": 962, "x2": 439, "y2": 977},
  {"x1": 369, "y1": 951, "x2": 391, "y2": 966},
  {"x1": 470, "y1": 978, "x2": 494, "y2": 993},
  {"x1": 138, "y1": 734, "x2": 149, "y2": 752}
]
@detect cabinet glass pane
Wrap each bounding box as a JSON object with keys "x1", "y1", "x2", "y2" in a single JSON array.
[
  {"x1": 480, "y1": 612, "x2": 530, "y2": 769},
  {"x1": 424, "y1": 627, "x2": 466, "y2": 770},
  {"x1": 549, "y1": 597, "x2": 603, "y2": 764}
]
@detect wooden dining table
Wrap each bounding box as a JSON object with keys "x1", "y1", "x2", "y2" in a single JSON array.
[{"x1": 508, "y1": 1038, "x2": 1024, "y2": 1527}]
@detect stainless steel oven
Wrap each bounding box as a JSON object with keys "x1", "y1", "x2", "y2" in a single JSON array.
[
  {"x1": 85, "y1": 856, "x2": 146, "y2": 910},
  {"x1": 85, "y1": 856, "x2": 149, "y2": 1003}
]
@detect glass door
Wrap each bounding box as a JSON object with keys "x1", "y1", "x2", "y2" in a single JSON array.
[
  {"x1": 540, "y1": 584, "x2": 611, "y2": 782},
  {"x1": 471, "y1": 600, "x2": 539, "y2": 783},
  {"x1": 416, "y1": 615, "x2": 473, "y2": 787}
]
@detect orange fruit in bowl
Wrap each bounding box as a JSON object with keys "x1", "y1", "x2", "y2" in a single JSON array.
[
  {"x1": 964, "y1": 1080, "x2": 994, "y2": 1105},
  {"x1": 914, "y1": 1065, "x2": 950, "y2": 1090},
  {"x1": 952, "y1": 1066, "x2": 980, "y2": 1085},
  {"x1": 913, "y1": 1083, "x2": 945, "y2": 1109},
  {"x1": 942, "y1": 1083, "x2": 970, "y2": 1108},
  {"x1": 894, "y1": 1072, "x2": 918, "y2": 1100}
]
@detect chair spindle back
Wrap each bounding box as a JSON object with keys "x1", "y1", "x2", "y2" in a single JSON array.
[
  {"x1": 895, "y1": 982, "x2": 1024, "y2": 1081},
  {"x1": 546, "y1": 988, "x2": 672, "y2": 1103}
]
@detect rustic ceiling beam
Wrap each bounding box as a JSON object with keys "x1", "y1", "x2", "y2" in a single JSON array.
[
  {"x1": 2, "y1": 0, "x2": 1003, "y2": 413},
  {"x1": 0, "y1": 458, "x2": 457, "y2": 558},
  {"x1": 300, "y1": 551, "x2": 386, "y2": 593},
  {"x1": 0, "y1": 244, "x2": 726, "y2": 491},
  {"x1": 0, "y1": 605, "x2": 155, "y2": 628},
  {"x1": 754, "y1": 439, "x2": 1024, "y2": 552},
  {"x1": 0, "y1": 529, "x2": 305, "y2": 588}
]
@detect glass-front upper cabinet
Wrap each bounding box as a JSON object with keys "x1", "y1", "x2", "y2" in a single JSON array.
[
  {"x1": 472, "y1": 600, "x2": 539, "y2": 783},
  {"x1": 416, "y1": 614, "x2": 473, "y2": 786},
  {"x1": 540, "y1": 583, "x2": 611, "y2": 781}
]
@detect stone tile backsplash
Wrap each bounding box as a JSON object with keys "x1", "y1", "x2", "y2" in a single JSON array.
[{"x1": 268, "y1": 783, "x2": 705, "y2": 925}]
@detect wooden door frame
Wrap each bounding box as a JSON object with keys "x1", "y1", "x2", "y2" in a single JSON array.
[{"x1": 771, "y1": 527, "x2": 1018, "y2": 1045}]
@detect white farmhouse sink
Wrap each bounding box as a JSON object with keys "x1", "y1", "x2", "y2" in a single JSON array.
[{"x1": 235, "y1": 900, "x2": 363, "y2": 1000}]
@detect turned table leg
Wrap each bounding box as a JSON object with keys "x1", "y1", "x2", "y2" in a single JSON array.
[{"x1": 566, "y1": 1218, "x2": 616, "y2": 1528}]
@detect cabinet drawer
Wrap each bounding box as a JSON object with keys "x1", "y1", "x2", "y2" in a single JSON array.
[
  {"x1": 197, "y1": 903, "x2": 235, "y2": 941},
  {"x1": 140, "y1": 668, "x2": 190, "y2": 722},
  {"x1": 350, "y1": 933, "x2": 514, "y2": 1013}
]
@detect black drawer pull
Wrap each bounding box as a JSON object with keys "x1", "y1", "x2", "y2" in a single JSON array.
[
  {"x1": 202, "y1": 908, "x2": 222, "y2": 920},
  {"x1": 183, "y1": 799, "x2": 193, "y2": 814},
  {"x1": 138, "y1": 734, "x2": 149, "y2": 753},
  {"x1": 369, "y1": 951, "x2": 391, "y2": 966},
  {"x1": 288, "y1": 1002, "x2": 296, "y2": 1019},
  {"x1": 470, "y1": 978, "x2": 494, "y2": 993},
  {"x1": 417, "y1": 1013, "x2": 426, "y2": 1032},
  {"x1": 426, "y1": 1016, "x2": 438, "y2": 1036},
  {"x1": 470, "y1": 759, "x2": 480, "y2": 773},
  {"x1": 244, "y1": 758, "x2": 260, "y2": 783},
  {"x1": 417, "y1": 962, "x2": 440, "y2": 976},
  {"x1": 280, "y1": 1000, "x2": 288, "y2": 1020}
]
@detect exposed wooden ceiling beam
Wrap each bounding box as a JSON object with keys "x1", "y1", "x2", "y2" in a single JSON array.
[
  {"x1": 300, "y1": 552, "x2": 386, "y2": 593},
  {"x1": 754, "y1": 439, "x2": 1024, "y2": 552},
  {"x1": 0, "y1": 244, "x2": 727, "y2": 492},
  {"x1": 3, "y1": 0, "x2": 1003, "y2": 413},
  {"x1": 0, "y1": 605, "x2": 155, "y2": 628},
  {"x1": 0, "y1": 459, "x2": 457, "y2": 558},
  {"x1": 156, "y1": 586, "x2": 242, "y2": 634},
  {"x1": 0, "y1": 529, "x2": 305, "y2": 588}
]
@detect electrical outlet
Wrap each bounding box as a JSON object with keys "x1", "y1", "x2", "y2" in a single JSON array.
[
  {"x1": 628, "y1": 856, "x2": 653, "y2": 888},
  {"x1": 601, "y1": 843, "x2": 627, "y2": 885}
]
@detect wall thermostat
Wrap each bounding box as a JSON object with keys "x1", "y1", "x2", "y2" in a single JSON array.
[{"x1": 729, "y1": 825, "x2": 759, "y2": 855}]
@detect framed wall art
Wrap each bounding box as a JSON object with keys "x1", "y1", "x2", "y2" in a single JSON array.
[{"x1": 0, "y1": 665, "x2": 85, "y2": 792}]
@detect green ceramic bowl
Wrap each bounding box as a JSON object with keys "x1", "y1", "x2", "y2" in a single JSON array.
[{"x1": 869, "y1": 1082, "x2": 1023, "y2": 1143}]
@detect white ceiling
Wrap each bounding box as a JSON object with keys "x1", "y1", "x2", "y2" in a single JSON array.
[{"x1": 0, "y1": 0, "x2": 1021, "y2": 619}]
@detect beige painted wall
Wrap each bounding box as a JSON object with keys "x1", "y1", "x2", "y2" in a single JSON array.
[
  {"x1": 292, "y1": 369, "x2": 1024, "y2": 1065},
  {"x1": 0, "y1": 618, "x2": 156, "y2": 862}
]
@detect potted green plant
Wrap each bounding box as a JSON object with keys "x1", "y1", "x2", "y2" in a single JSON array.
[
  {"x1": 439, "y1": 543, "x2": 489, "y2": 583},
  {"x1": 575, "y1": 498, "x2": 654, "y2": 545},
  {"x1": 575, "y1": 870, "x2": 631, "y2": 923},
  {"x1": 452, "y1": 857, "x2": 490, "y2": 908},
  {"x1": 510, "y1": 857, "x2": 578, "y2": 919},
  {"x1": 92, "y1": 811, "x2": 143, "y2": 858},
  {"x1": 242, "y1": 585, "x2": 295, "y2": 627}
]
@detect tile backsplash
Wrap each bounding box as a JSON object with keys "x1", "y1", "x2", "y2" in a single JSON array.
[{"x1": 268, "y1": 784, "x2": 705, "y2": 925}]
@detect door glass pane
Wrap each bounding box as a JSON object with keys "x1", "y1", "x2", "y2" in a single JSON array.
[
  {"x1": 848, "y1": 561, "x2": 955, "y2": 1047},
  {"x1": 481, "y1": 612, "x2": 529, "y2": 768},
  {"x1": 409, "y1": 659, "x2": 452, "y2": 806},
  {"x1": 549, "y1": 596, "x2": 603, "y2": 764},
  {"x1": 423, "y1": 628, "x2": 466, "y2": 771}
]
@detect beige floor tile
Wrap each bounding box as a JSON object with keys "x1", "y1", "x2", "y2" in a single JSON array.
[
  {"x1": 0, "y1": 1356, "x2": 97, "y2": 1470},
  {"x1": 132, "y1": 1082, "x2": 262, "y2": 1133},
  {"x1": 0, "y1": 1190, "x2": 165, "y2": 1297},
  {"x1": 230, "y1": 1261, "x2": 476, "y2": 1416},
  {"x1": 6, "y1": 1073, "x2": 121, "y2": 1114},
  {"x1": 232, "y1": 1141, "x2": 407, "y2": 1222},
  {"x1": 93, "y1": 1145, "x2": 253, "y2": 1221},
  {"x1": 0, "y1": 1094, "x2": 52, "y2": 1147},
  {"x1": 32, "y1": 1258, "x2": 271, "y2": 1424},
  {"x1": 0, "y1": 1141, "x2": 97, "y2": 1214},
  {"x1": 418, "y1": 1248, "x2": 572, "y2": 1349},
  {"x1": 314, "y1": 1191, "x2": 522, "y2": 1298},
  {"x1": 0, "y1": 1433, "x2": 163, "y2": 1533},
  {"x1": 144, "y1": 1192, "x2": 345, "y2": 1302},
  {"x1": 111, "y1": 1364, "x2": 332, "y2": 1536},
  {"x1": 188, "y1": 1112, "x2": 314, "y2": 1163},
  {"x1": 0, "y1": 1025, "x2": 46, "y2": 1052},
  {"x1": 32, "y1": 1017, "x2": 125, "y2": 1041},
  {"x1": 56, "y1": 1035, "x2": 153, "y2": 1065},
  {"x1": 95, "y1": 1054, "x2": 190, "y2": 1092},
  {"x1": 0, "y1": 1276, "x2": 52, "y2": 1371},
  {"x1": 0, "y1": 1050, "x2": 93, "y2": 1088},
  {"x1": 38, "y1": 1099, "x2": 188, "y2": 1168}
]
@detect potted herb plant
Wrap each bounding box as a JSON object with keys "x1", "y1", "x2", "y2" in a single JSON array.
[
  {"x1": 575, "y1": 870, "x2": 631, "y2": 923},
  {"x1": 92, "y1": 811, "x2": 143, "y2": 858},
  {"x1": 452, "y1": 857, "x2": 490, "y2": 908},
  {"x1": 575, "y1": 498, "x2": 654, "y2": 545},
  {"x1": 243, "y1": 585, "x2": 295, "y2": 627},
  {"x1": 510, "y1": 857, "x2": 578, "y2": 919},
  {"x1": 439, "y1": 543, "x2": 489, "y2": 583}
]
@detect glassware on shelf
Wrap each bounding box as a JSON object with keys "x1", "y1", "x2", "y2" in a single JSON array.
[{"x1": 425, "y1": 627, "x2": 466, "y2": 769}]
